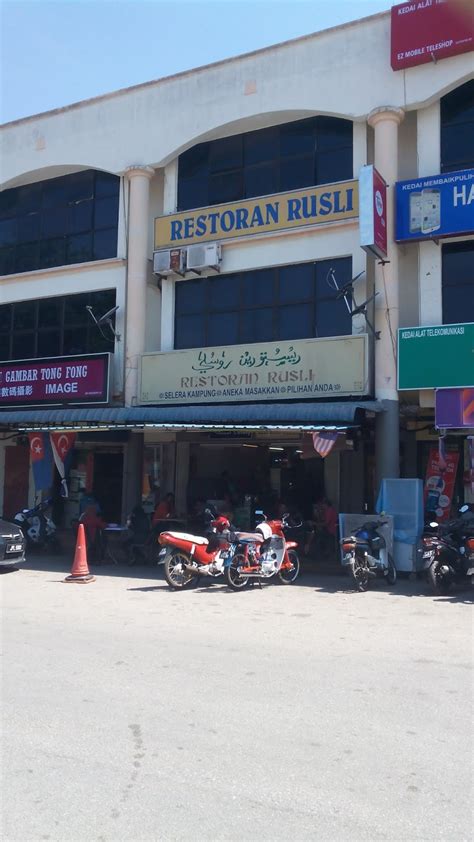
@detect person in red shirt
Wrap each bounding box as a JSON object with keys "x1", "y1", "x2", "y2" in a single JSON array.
[
  {"x1": 79, "y1": 503, "x2": 107, "y2": 561},
  {"x1": 152, "y1": 493, "x2": 175, "y2": 526}
]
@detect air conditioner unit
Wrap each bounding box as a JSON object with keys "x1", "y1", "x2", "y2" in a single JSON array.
[
  {"x1": 153, "y1": 248, "x2": 185, "y2": 277},
  {"x1": 186, "y1": 242, "x2": 221, "y2": 273}
]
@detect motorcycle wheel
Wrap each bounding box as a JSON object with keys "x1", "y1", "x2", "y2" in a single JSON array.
[
  {"x1": 225, "y1": 553, "x2": 250, "y2": 591},
  {"x1": 278, "y1": 549, "x2": 300, "y2": 584},
  {"x1": 164, "y1": 550, "x2": 197, "y2": 590},
  {"x1": 386, "y1": 553, "x2": 397, "y2": 586},
  {"x1": 427, "y1": 561, "x2": 452, "y2": 596},
  {"x1": 349, "y1": 554, "x2": 370, "y2": 592}
]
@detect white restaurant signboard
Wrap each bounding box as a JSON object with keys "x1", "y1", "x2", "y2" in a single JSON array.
[{"x1": 140, "y1": 335, "x2": 368, "y2": 406}]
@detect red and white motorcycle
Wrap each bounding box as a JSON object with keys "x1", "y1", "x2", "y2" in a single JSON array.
[
  {"x1": 224, "y1": 510, "x2": 301, "y2": 591},
  {"x1": 159, "y1": 510, "x2": 234, "y2": 590}
]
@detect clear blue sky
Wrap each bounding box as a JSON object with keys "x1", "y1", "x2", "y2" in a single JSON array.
[{"x1": 1, "y1": 0, "x2": 390, "y2": 124}]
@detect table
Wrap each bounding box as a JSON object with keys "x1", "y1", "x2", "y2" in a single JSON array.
[{"x1": 103, "y1": 525, "x2": 129, "y2": 564}]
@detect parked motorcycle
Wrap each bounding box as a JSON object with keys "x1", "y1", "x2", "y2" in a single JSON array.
[
  {"x1": 159, "y1": 509, "x2": 234, "y2": 589},
  {"x1": 224, "y1": 510, "x2": 300, "y2": 591},
  {"x1": 420, "y1": 505, "x2": 474, "y2": 595},
  {"x1": 13, "y1": 498, "x2": 60, "y2": 553},
  {"x1": 341, "y1": 518, "x2": 396, "y2": 591}
]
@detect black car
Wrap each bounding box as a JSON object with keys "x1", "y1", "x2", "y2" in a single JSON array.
[{"x1": 0, "y1": 519, "x2": 26, "y2": 567}]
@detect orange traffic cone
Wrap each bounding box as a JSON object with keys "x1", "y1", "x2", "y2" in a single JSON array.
[{"x1": 64, "y1": 523, "x2": 95, "y2": 583}]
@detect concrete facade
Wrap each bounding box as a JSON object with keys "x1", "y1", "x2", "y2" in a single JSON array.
[{"x1": 1, "y1": 9, "x2": 473, "y2": 520}]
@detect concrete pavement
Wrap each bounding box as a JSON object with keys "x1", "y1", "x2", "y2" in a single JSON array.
[{"x1": 1, "y1": 557, "x2": 473, "y2": 841}]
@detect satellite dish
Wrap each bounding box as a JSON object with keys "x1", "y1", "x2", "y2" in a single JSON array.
[{"x1": 86, "y1": 305, "x2": 121, "y2": 341}]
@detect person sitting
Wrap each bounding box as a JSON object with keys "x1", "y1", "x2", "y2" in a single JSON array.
[
  {"x1": 152, "y1": 493, "x2": 175, "y2": 527},
  {"x1": 79, "y1": 504, "x2": 107, "y2": 562},
  {"x1": 125, "y1": 504, "x2": 151, "y2": 564},
  {"x1": 304, "y1": 497, "x2": 338, "y2": 558}
]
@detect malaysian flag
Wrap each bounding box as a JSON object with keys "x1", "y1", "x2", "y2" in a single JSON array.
[{"x1": 312, "y1": 431, "x2": 339, "y2": 458}]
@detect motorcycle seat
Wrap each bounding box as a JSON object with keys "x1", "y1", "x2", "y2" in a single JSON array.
[
  {"x1": 163, "y1": 531, "x2": 209, "y2": 546},
  {"x1": 233, "y1": 531, "x2": 265, "y2": 544}
]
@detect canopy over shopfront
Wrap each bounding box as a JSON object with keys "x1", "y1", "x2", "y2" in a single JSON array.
[{"x1": 0, "y1": 400, "x2": 382, "y2": 432}]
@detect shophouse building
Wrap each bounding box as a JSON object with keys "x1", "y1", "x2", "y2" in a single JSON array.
[{"x1": 1, "y1": 5, "x2": 473, "y2": 527}]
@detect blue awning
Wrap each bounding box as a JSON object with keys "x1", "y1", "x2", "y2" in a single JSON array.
[{"x1": 0, "y1": 401, "x2": 382, "y2": 431}]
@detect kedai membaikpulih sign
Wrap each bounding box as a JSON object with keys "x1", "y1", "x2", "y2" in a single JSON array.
[
  {"x1": 154, "y1": 179, "x2": 359, "y2": 248},
  {"x1": 395, "y1": 168, "x2": 474, "y2": 242}
]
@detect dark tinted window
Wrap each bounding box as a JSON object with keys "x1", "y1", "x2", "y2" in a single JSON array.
[
  {"x1": 0, "y1": 169, "x2": 120, "y2": 276},
  {"x1": 0, "y1": 289, "x2": 116, "y2": 361},
  {"x1": 442, "y1": 241, "x2": 474, "y2": 323},
  {"x1": 178, "y1": 117, "x2": 353, "y2": 210},
  {"x1": 441, "y1": 80, "x2": 474, "y2": 172},
  {"x1": 174, "y1": 258, "x2": 352, "y2": 348}
]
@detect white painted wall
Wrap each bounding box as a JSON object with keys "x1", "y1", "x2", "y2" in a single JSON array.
[{"x1": 2, "y1": 13, "x2": 472, "y2": 183}]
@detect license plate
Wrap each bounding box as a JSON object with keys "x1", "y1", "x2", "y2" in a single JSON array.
[
  {"x1": 7, "y1": 543, "x2": 23, "y2": 553},
  {"x1": 422, "y1": 550, "x2": 435, "y2": 559}
]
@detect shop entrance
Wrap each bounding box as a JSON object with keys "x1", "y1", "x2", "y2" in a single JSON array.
[
  {"x1": 2, "y1": 443, "x2": 30, "y2": 519},
  {"x1": 93, "y1": 452, "x2": 124, "y2": 522},
  {"x1": 186, "y1": 438, "x2": 326, "y2": 526}
]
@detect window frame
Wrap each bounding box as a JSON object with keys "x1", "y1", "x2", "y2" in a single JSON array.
[
  {"x1": 174, "y1": 259, "x2": 353, "y2": 350},
  {"x1": 177, "y1": 117, "x2": 353, "y2": 211},
  {"x1": 0, "y1": 289, "x2": 117, "y2": 362},
  {"x1": 0, "y1": 169, "x2": 120, "y2": 277},
  {"x1": 440, "y1": 80, "x2": 474, "y2": 174}
]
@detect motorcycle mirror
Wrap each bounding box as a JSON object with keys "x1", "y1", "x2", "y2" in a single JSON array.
[
  {"x1": 429, "y1": 521, "x2": 439, "y2": 528},
  {"x1": 459, "y1": 505, "x2": 469, "y2": 513}
]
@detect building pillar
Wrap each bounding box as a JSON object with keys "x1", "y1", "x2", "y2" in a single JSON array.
[
  {"x1": 122, "y1": 431, "x2": 144, "y2": 519},
  {"x1": 125, "y1": 165, "x2": 154, "y2": 406},
  {"x1": 367, "y1": 107, "x2": 404, "y2": 492}
]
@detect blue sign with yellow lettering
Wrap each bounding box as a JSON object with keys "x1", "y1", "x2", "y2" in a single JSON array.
[
  {"x1": 395, "y1": 168, "x2": 474, "y2": 242},
  {"x1": 154, "y1": 180, "x2": 359, "y2": 248}
]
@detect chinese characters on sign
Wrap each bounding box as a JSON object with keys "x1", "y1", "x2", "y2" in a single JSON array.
[
  {"x1": 140, "y1": 336, "x2": 368, "y2": 406},
  {"x1": 0, "y1": 354, "x2": 110, "y2": 407}
]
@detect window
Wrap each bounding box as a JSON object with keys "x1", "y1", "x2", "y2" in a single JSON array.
[
  {"x1": 177, "y1": 117, "x2": 353, "y2": 211},
  {"x1": 442, "y1": 241, "x2": 474, "y2": 324},
  {"x1": 0, "y1": 289, "x2": 116, "y2": 361},
  {"x1": 0, "y1": 169, "x2": 120, "y2": 277},
  {"x1": 441, "y1": 80, "x2": 474, "y2": 173},
  {"x1": 174, "y1": 258, "x2": 352, "y2": 349}
]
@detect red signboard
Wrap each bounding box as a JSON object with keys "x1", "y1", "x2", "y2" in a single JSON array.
[
  {"x1": 391, "y1": 0, "x2": 474, "y2": 71},
  {"x1": 424, "y1": 447, "x2": 459, "y2": 522},
  {"x1": 0, "y1": 353, "x2": 110, "y2": 407},
  {"x1": 359, "y1": 165, "x2": 388, "y2": 259}
]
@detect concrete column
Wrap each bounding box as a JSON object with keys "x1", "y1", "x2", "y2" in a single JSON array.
[
  {"x1": 122, "y1": 432, "x2": 144, "y2": 519},
  {"x1": 160, "y1": 278, "x2": 175, "y2": 351},
  {"x1": 163, "y1": 160, "x2": 178, "y2": 214},
  {"x1": 125, "y1": 165, "x2": 154, "y2": 406},
  {"x1": 367, "y1": 106, "x2": 404, "y2": 491}
]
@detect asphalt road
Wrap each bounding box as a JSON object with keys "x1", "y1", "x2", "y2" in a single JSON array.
[{"x1": 1, "y1": 558, "x2": 473, "y2": 842}]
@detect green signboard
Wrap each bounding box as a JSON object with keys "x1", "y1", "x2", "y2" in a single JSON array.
[{"x1": 398, "y1": 323, "x2": 474, "y2": 390}]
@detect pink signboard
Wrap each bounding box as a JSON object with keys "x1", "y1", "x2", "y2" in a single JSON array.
[
  {"x1": 391, "y1": 0, "x2": 474, "y2": 71},
  {"x1": 435, "y1": 387, "x2": 474, "y2": 428},
  {"x1": 0, "y1": 353, "x2": 110, "y2": 407}
]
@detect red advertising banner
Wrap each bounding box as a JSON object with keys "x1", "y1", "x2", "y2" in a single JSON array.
[
  {"x1": 424, "y1": 447, "x2": 459, "y2": 522},
  {"x1": 0, "y1": 353, "x2": 110, "y2": 407},
  {"x1": 391, "y1": 0, "x2": 474, "y2": 71}
]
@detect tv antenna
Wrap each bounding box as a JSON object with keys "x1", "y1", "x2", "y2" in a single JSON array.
[
  {"x1": 327, "y1": 268, "x2": 380, "y2": 339},
  {"x1": 86, "y1": 304, "x2": 121, "y2": 342}
]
